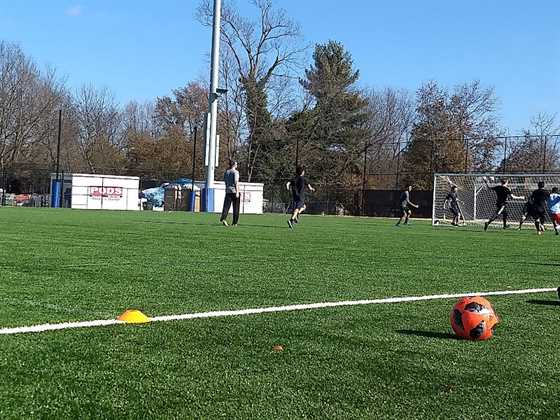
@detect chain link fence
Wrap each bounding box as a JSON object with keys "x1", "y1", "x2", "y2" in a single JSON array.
[{"x1": 2, "y1": 134, "x2": 559, "y2": 216}]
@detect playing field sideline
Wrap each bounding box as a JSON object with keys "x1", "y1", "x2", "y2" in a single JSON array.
[{"x1": 1, "y1": 208, "x2": 559, "y2": 418}]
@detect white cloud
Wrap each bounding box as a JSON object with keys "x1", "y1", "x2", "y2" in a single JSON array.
[{"x1": 65, "y1": 5, "x2": 82, "y2": 17}]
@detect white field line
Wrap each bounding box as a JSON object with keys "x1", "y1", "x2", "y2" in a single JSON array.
[{"x1": 0, "y1": 287, "x2": 556, "y2": 336}]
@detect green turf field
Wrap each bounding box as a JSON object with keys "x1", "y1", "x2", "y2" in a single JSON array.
[{"x1": 1, "y1": 208, "x2": 559, "y2": 418}]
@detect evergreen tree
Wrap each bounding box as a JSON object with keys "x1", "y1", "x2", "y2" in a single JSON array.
[{"x1": 299, "y1": 41, "x2": 369, "y2": 186}]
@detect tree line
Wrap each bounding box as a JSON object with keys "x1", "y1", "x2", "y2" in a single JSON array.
[{"x1": 1, "y1": 0, "x2": 558, "y2": 195}]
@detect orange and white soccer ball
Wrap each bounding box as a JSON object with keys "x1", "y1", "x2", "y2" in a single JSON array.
[{"x1": 450, "y1": 296, "x2": 499, "y2": 340}]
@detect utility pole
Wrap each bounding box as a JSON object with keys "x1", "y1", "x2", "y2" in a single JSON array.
[
  {"x1": 204, "y1": 0, "x2": 222, "y2": 212},
  {"x1": 295, "y1": 136, "x2": 300, "y2": 168},
  {"x1": 56, "y1": 109, "x2": 62, "y2": 180},
  {"x1": 542, "y1": 135, "x2": 548, "y2": 173},
  {"x1": 361, "y1": 143, "x2": 369, "y2": 216}
]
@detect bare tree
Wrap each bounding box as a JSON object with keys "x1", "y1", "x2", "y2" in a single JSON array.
[
  {"x1": 402, "y1": 81, "x2": 501, "y2": 188},
  {"x1": 122, "y1": 101, "x2": 157, "y2": 137},
  {"x1": 198, "y1": 0, "x2": 304, "y2": 181},
  {"x1": 363, "y1": 88, "x2": 414, "y2": 188},
  {"x1": 72, "y1": 85, "x2": 124, "y2": 173},
  {"x1": 219, "y1": 48, "x2": 246, "y2": 159},
  {"x1": 0, "y1": 42, "x2": 65, "y2": 172},
  {"x1": 532, "y1": 112, "x2": 560, "y2": 171},
  {"x1": 502, "y1": 113, "x2": 560, "y2": 172},
  {"x1": 154, "y1": 82, "x2": 207, "y2": 137}
]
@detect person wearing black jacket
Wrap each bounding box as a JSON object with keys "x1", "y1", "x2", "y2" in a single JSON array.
[{"x1": 528, "y1": 181, "x2": 550, "y2": 235}]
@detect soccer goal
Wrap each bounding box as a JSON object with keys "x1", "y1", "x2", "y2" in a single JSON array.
[{"x1": 432, "y1": 173, "x2": 560, "y2": 228}]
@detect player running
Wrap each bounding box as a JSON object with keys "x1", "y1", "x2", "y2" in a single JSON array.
[
  {"x1": 287, "y1": 165, "x2": 315, "y2": 229},
  {"x1": 517, "y1": 196, "x2": 534, "y2": 230},
  {"x1": 548, "y1": 187, "x2": 560, "y2": 235},
  {"x1": 396, "y1": 185, "x2": 419, "y2": 226},
  {"x1": 527, "y1": 181, "x2": 550, "y2": 235},
  {"x1": 444, "y1": 185, "x2": 462, "y2": 226},
  {"x1": 483, "y1": 178, "x2": 524, "y2": 231}
]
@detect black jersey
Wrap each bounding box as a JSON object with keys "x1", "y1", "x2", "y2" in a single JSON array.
[
  {"x1": 291, "y1": 176, "x2": 306, "y2": 200},
  {"x1": 446, "y1": 191, "x2": 458, "y2": 205},
  {"x1": 530, "y1": 188, "x2": 550, "y2": 212},
  {"x1": 400, "y1": 191, "x2": 410, "y2": 208},
  {"x1": 492, "y1": 185, "x2": 512, "y2": 206}
]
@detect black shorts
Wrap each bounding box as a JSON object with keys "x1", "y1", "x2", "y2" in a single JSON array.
[
  {"x1": 449, "y1": 205, "x2": 459, "y2": 216},
  {"x1": 293, "y1": 199, "x2": 305, "y2": 210},
  {"x1": 496, "y1": 202, "x2": 507, "y2": 212},
  {"x1": 529, "y1": 207, "x2": 546, "y2": 220},
  {"x1": 401, "y1": 205, "x2": 411, "y2": 213}
]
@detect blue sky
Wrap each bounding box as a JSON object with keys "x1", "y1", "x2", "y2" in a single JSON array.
[{"x1": 1, "y1": 0, "x2": 558, "y2": 133}]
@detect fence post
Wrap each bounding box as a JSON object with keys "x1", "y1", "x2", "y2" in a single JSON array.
[
  {"x1": 464, "y1": 136, "x2": 469, "y2": 172},
  {"x1": 361, "y1": 143, "x2": 369, "y2": 216},
  {"x1": 503, "y1": 137, "x2": 508, "y2": 173},
  {"x1": 395, "y1": 147, "x2": 401, "y2": 190},
  {"x1": 542, "y1": 135, "x2": 547, "y2": 173},
  {"x1": 60, "y1": 170, "x2": 65, "y2": 208},
  {"x1": 1, "y1": 166, "x2": 5, "y2": 206},
  {"x1": 295, "y1": 136, "x2": 300, "y2": 169}
]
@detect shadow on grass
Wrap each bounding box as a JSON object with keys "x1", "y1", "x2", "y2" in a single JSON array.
[
  {"x1": 526, "y1": 299, "x2": 560, "y2": 306},
  {"x1": 397, "y1": 330, "x2": 460, "y2": 340}
]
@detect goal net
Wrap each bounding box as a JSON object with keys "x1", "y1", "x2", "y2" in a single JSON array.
[{"x1": 432, "y1": 173, "x2": 560, "y2": 228}]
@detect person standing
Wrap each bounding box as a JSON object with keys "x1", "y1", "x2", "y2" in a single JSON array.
[
  {"x1": 445, "y1": 185, "x2": 462, "y2": 226},
  {"x1": 220, "y1": 159, "x2": 240, "y2": 227},
  {"x1": 396, "y1": 185, "x2": 419, "y2": 226}
]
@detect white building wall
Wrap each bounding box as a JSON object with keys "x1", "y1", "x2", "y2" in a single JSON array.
[
  {"x1": 51, "y1": 174, "x2": 140, "y2": 211},
  {"x1": 212, "y1": 181, "x2": 264, "y2": 214}
]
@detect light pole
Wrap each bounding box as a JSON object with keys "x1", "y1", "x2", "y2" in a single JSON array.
[
  {"x1": 51, "y1": 109, "x2": 63, "y2": 208},
  {"x1": 190, "y1": 126, "x2": 198, "y2": 211},
  {"x1": 204, "y1": 0, "x2": 222, "y2": 212}
]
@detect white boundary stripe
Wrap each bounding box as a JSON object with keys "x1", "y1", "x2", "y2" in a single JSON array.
[
  {"x1": 0, "y1": 288, "x2": 556, "y2": 336},
  {"x1": 0, "y1": 319, "x2": 123, "y2": 335}
]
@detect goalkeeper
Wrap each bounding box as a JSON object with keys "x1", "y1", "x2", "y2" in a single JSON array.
[
  {"x1": 444, "y1": 185, "x2": 462, "y2": 226},
  {"x1": 483, "y1": 178, "x2": 524, "y2": 231}
]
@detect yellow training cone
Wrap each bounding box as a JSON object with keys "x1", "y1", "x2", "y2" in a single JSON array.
[{"x1": 117, "y1": 309, "x2": 151, "y2": 324}]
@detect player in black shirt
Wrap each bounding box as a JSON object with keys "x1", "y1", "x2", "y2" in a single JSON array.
[
  {"x1": 483, "y1": 178, "x2": 524, "y2": 231},
  {"x1": 286, "y1": 165, "x2": 315, "y2": 229},
  {"x1": 445, "y1": 185, "x2": 462, "y2": 226},
  {"x1": 528, "y1": 181, "x2": 550, "y2": 235},
  {"x1": 396, "y1": 185, "x2": 419, "y2": 226}
]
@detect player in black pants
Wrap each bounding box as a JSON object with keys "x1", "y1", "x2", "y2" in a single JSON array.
[
  {"x1": 484, "y1": 178, "x2": 524, "y2": 231},
  {"x1": 517, "y1": 197, "x2": 534, "y2": 230},
  {"x1": 527, "y1": 181, "x2": 550, "y2": 235},
  {"x1": 445, "y1": 185, "x2": 462, "y2": 226},
  {"x1": 287, "y1": 166, "x2": 315, "y2": 229}
]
